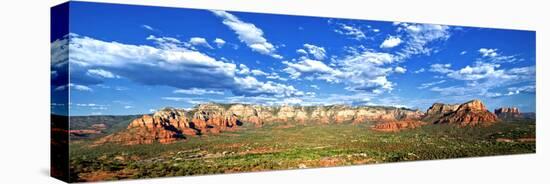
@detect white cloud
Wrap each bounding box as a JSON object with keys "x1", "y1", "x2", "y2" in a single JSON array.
[
  {"x1": 394, "y1": 66, "x2": 407, "y2": 73},
  {"x1": 213, "y1": 38, "x2": 226, "y2": 48},
  {"x1": 303, "y1": 44, "x2": 327, "y2": 60},
  {"x1": 428, "y1": 61, "x2": 535, "y2": 98},
  {"x1": 477, "y1": 48, "x2": 520, "y2": 63},
  {"x1": 86, "y1": 69, "x2": 118, "y2": 78},
  {"x1": 71, "y1": 84, "x2": 93, "y2": 91},
  {"x1": 460, "y1": 51, "x2": 468, "y2": 55},
  {"x1": 380, "y1": 36, "x2": 402, "y2": 48},
  {"x1": 146, "y1": 35, "x2": 182, "y2": 50},
  {"x1": 62, "y1": 33, "x2": 300, "y2": 98},
  {"x1": 251, "y1": 69, "x2": 268, "y2": 76},
  {"x1": 394, "y1": 23, "x2": 451, "y2": 59},
  {"x1": 310, "y1": 85, "x2": 320, "y2": 90},
  {"x1": 188, "y1": 37, "x2": 213, "y2": 49},
  {"x1": 141, "y1": 25, "x2": 155, "y2": 31},
  {"x1": 418, "y1": 80, "x2": 446, "y2": 89},
  {"x1": 413, "y1": 68, "x2": 425, "y2": 74},
  {"x1": 237, "y1": 64, "x2": 250, "y2": 75},
  {"x1": 296, "y1": 49, "x2": 307, "y2": 55},
  {"x1": 334, "y1": 50, "x2": 397, "y2": 93},
  {"x1": 283, "y1": 58, "x2": 342, "y2": 82},
  {"x1": 162, "y1": 97, "x2": 188, "y2": 102},
  {"x1": 232, "y1": 76, "x2": 303, "y2": 97},
  {"x1": 284, "y1": 47, "x2": 398, "y2": 94},
  {"x1": 479, "y1": 48, "x2": 498, "y2": 57},
  {"x1": 211, "y1": 10, "x2": 282, "y2": 59},
  {"x1": 506, "y1": 85, "x2": 535, "y2": 96},
  {"x1": 334, "y1": 23, "x2": 366, "y2": 40},
  {"x1": 265, "y1": 72, "x2": 288, "y2": 81},
  {"x1": 429, "y1": 63, "x2": 452, "y2": 73},
  {"x1": 124, "y1": 105, "x2": 134, "y2": 109},
  {"x1": 55, "y1": 83, "x2": 93, "y2": 92},
  {"x1": 446, "y1": 63, "x2": 504, "y2": 81},
  {"x1": 173, "y1": 88, "x2": 224, "y2": 95}
]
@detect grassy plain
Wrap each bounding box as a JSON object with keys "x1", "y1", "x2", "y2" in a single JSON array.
[{"x1": 68, "y1": 120, "x2": 535, "y2": 182}]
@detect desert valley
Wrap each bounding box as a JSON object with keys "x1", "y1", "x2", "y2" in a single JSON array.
[{"x1": 61, "y1": 99, "x2": 536, "y2": 182}]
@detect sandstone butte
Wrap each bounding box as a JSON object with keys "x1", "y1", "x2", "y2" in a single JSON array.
[
  {"x1": 494, "y1": 107, "x2": 521, "y2": 119},
  {"x1": 96, "y1": 99, "x2": 501, "y2": 145}
]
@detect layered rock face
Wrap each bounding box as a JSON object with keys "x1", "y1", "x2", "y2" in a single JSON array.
[
  {"x1": 422, "y1": 103, "x2": 460, "y2": 123},
  {"x1": 97, "y1": 103, "x2": 424, "y2": 145},
  {"x1": 432, "y1": 100, "x2": 498, "y2": 126},
  {"x1": 372, "y1": 120, "x2": 427, "y2": 132},
  {"x1": 494, "y1": 107, "x2": 521, "y2": 119},
  {"x1": 96, "y1": 106, "x2": 241, "y2": 145}
]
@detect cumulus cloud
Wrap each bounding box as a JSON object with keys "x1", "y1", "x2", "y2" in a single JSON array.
[
  {"x1": 479, "y1": 48, "x2": 498, "y2": 57},
  {"x1": 418, "y1": 80, "x2": 446, "y2": 89},
  {"x1": 86, "y1": 69, "x2": 118, "y2": 79},
  {"x1": 211, "y1": 10, "x2": 282, "y2": 59},
  {"x1": 428, "y1": 61, "x2": 535, "y2": 98},
  {"x1": 54, "y1": 83, "x2": 93, "y2": 92},
  {"x1": 302, "y1": 44, "x2": 327, "y2": 60},
  {"x1": 213, "y1": 38, "x2": 226, "y2": 48},
  {"x1": 284, "y1": 46, "x2": 399, "y2": 94},
  {"x1": 232, "y1": 76, "x2": 303, "y2": 97},
  {"x1": 394, "y1": 23, "x2": 451, "y2": 59},
  {"x1": 173, "y1": 88, "x2": 224, "y2": 95},
  {"x1": 188, "y1": 37, "x2": 213, "y2": 49},
  {"x1": 59, "y1": 33, "x2": 301, "y2": 98},
  {"x1": 334, "y1": 50, "x2": 397, "y2": 93},
  {"x1": 429, "y1": 63, "x2": 453, "y2": 73},
  {"x1": 380, "y1": 36, "x2": 402, "y2": 48},
  {"x1": 476, "y1": 48, "x2": 520, "y2": 63},
  {"x1": 413, "y1": 68, "x2": 425, "y2": 74},
  {"x1": 283, "y1": 58, "x2": 342, "y2": 82},
  {"x1": 394, "y1": 66, "x2": 407, "y2": 73},
  {"x1": 334, "y1": 23, "x2": 366, "y2": 40}
]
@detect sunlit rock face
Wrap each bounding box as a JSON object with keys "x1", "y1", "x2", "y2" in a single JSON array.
[
  {"x1": 430, "y1": 100, "x2": 498, "y2": 126},
  {"x1": 494, "y1": 107, "x2": 521, "y2": 119},
  {"x1": 96, "y1": 103, "x2": 426, "y2": 145}
]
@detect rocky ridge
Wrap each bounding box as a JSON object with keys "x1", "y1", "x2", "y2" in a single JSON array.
[
  {"x1": 96, "y1": 100, "x2": 503, "y2": 145},
  {"x1": 432, "y1": 100, "x2": 498, "y2": 126},
  {"x1": 494, "y1": 107, "x2": 521, "y2": 119},
  {"x1": 96, "y1": 103, "x2": 423, "y2": 145}
]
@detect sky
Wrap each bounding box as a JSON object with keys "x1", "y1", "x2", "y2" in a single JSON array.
[{"x1": 51, "y1": 2, "x2": 536, "y2": 116}]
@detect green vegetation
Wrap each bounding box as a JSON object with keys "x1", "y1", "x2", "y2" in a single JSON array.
[{"x1": 68, "y1": 120, "x2": 535, "y2": 182}]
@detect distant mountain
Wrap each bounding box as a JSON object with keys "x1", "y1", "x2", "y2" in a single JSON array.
[
  {"x1": 94, "y1": 99, "x2": 533, "y2": 145},
  {"x1": 494, "y1": 107, "x2": 521, "y2": 119},
  {"x1": 68, "y1": 115, "x2": 140, "y2": 139},
  {"x1": 95, "y1": 103, "x2": 424, "y2": 145},
  {"x1": 427, "y1": 100, "x2": 498, "y2": 126}
]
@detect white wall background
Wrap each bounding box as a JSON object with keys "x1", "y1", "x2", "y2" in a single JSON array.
[{"x1": 0, "y1": 0, "x2": 548, "y2": 183}]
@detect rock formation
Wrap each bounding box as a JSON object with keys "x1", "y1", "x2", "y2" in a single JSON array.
[
  {"x1": 494, "y1": 107, "x2": 521, "y2": 119},
  {"x1": 97, "y1": 103, "x2": 424, "y2": 145},
  {"x1": 96, "y1": 106, "x2": 241, "y2": 145},
  {"x1": 431, "y1": 100, "x2": 498, "y2": 126},
  {"x1": 372, "y1": 120, "x2": 427, "y2": 132},
  {"x1": 422, "y1": 103, "x2": 460, "y2": 123}
]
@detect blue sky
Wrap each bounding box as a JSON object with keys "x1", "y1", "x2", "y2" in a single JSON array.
[{"x1": 51, "y1": 2, "x2": 536, "y2": 116}]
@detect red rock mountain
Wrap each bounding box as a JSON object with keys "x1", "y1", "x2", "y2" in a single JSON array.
[
  {"x1": 96, "y1": 103, "x2": 424, "y2": 145},
  {"x1": 431, "y1": 100, "x2": 498, "y2": 126},
  {"x1": 372, "y1": 120, "x2": 427, "y2": 132},
  {"x1": 494, "y1": 107, "x2": 521, "y2": 119},
  {"x1": 96, "y1": 100, "x2": 499, "y2": 145}
]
